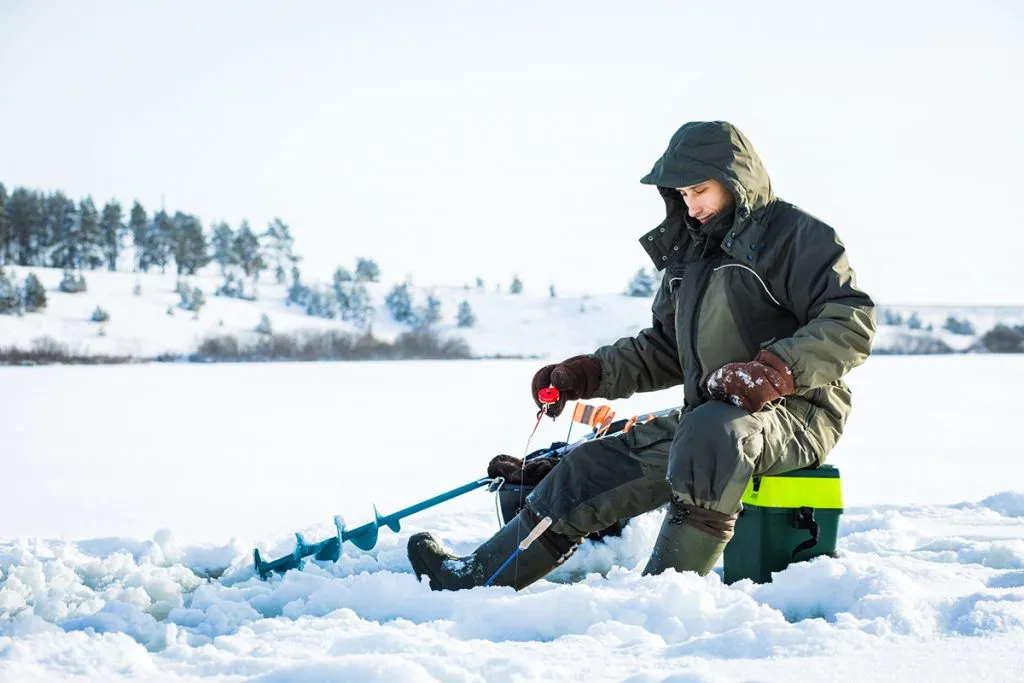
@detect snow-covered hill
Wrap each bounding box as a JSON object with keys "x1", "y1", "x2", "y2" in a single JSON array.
[{"x1": 1, "y1": 266, "x2": 1022, "y2": 361}]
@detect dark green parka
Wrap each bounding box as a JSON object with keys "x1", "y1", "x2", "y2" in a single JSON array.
[{"x1": 593, "y1": 121, "x2": 875, "y2": 457}]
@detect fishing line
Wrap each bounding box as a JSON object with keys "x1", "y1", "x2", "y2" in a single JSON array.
[{"x1": 506, "y1": 387, "x2": 560, "y2": 586}]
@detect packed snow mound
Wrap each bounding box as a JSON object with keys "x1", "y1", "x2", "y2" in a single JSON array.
[
  {"x1": 979, "y1": 491, "x2": 1024, "y2": 518},
  {"x1": 2, "y1": 497, "x2": 1023, "y2": 682}
]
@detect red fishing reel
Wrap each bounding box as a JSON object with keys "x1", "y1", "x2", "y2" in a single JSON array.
[{"x1": 537, "y1": 387, "x2": 560, "y2": 406}]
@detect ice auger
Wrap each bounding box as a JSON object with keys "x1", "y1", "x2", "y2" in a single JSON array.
[
  {"x1": 253, "y1": 477, "x2": 498, "y2": 578},
  {"x1": 252, "y1": 400, "x2": 678, "y2": 579}
]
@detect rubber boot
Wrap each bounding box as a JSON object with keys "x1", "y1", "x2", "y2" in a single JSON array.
[
  {"x1": 408, "y1": 509, "x2": 574, "y2": 591},
  {"x1": 642, "y1": 508, "x2": 729, "y2": 577}
]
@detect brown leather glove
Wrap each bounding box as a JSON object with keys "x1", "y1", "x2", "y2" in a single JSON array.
[
  {"x1": 530, "y1": 354, "x2": 602, "y2": 417},
  {"x1": 487, "y1": 454, "x2": 556, "y2": 485},
  {"x1": 706, "y1": 350, "x2": 795, "y2": 413}
]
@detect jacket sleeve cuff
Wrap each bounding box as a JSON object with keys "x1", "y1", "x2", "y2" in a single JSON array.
[{"x1": 592, "y1": 349, "x2": 626, "y2": 399}]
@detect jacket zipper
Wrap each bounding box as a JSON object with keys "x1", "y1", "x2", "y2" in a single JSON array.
[{"x1": 688, "y1": 256, "x2": 717, "y2": 401}]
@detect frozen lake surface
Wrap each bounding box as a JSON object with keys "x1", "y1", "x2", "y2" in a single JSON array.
[{"x1": 1, "y1": 356, "x2": 1022, "y2": 682}]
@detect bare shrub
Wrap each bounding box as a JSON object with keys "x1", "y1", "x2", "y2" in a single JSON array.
[{"x1": 190, "y1": 328, "x2": 472, "y2": 362}]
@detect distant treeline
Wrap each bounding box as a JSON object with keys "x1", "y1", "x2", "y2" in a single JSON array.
[
  {"x1": 875, "y1": 306, "x2": 1024, "y2": 354},
  {"x1": 0, "y1": 181, "x2": 299, "y2": 282}
]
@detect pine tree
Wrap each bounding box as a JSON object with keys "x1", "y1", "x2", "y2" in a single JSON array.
[
  {"x1": 907, "y1": 312, "x2": 923, "y2": 330},
  {"x1": 179, "y1": 287, "x2": 205, "y2": 317},
  {"x1": 138, "y1": 210, "x2": 173, "y2": 273},
  {"x1": 90, "y1": 305, "x2": 109, "y2": 322},
  {"x1": 215, "y1": 272, "x2": 254, "y2": 300},
  {"x1": 286, "y1": 265, "x2": 308, "y2": 307},
  {"x1": 626, "y1": 268, "x2": 656, "y2": 297},
  {"x1": 549, "y1": 283, "x2": 557, "y2": 298},
  {"x1": 942, "y1": 315, "x2": 976, "y2": 336},
  {"x1": 153, "y1": 210, "x2": 175, "y2": 273},
  {"x1": 456, "y1": 300, "x2": 476, "y2": 328},
  {"x1": 49, "y1": 194, "x2": 80, "y2": 270},
  {"x1": 255, "y1": 313, "x2": 273, "y2": 335},
  {"x1": 0, "y1": 267, "x2": 19, "y2": 314},
  {"x1": 35, "y1": 192, "x2": 63, "y2": 265},
  {"x1": 334, "y1": 266, "x2": 353, "y2": 282},
  {"x1": 59, "y1": 269, "x2": 87, "y2": 293},
  {"x1": 128, "y1": 201, "x2": 148, "y2": 272},
  {"x1": 355, "y1": 257, "x2": 380, "y2": 282},
  {"x1": 333, "y1": 266, "x2": 353, "y2": 314},
  {"x1": 880, "y1": 308, "x2": 904, "y2": 326},
  {"x1": 21, "y1": 272, "x2": 46, "y2": 312},
  {"x1": 304, "y1": 286, "x2": 335, "y2": 318},
  {"x1": 234, "y1": 221, "x2": 266, "y2": 280},
  {"x1": 5, "y1": 188, "x2": 44, "y2": 265},
  {"x1": 420, "y1": 293, "x2": 442, "y2": 326},
  {"x1": 0, "y1": 183, "x2": 8, "y2": 265},
  {"x1": 509, "y1": 275, "x2": 523, "y2": 294},
  {"x1": 99, "y1": 200, "x2": 124, "y2": 271},
  {"x1": 171, "y1": 212, "x2": 209, "y2": 275},
  {"x1": 346, "y1": 283, "x2": 374, "y2": 330},
  {"x1": 385, "y1": 282, "x2": 416, "y2": 325},
  {"x1": 211, "y1": 221, "x2": 236, "y2": 275},
  {"x1": 77, "y1": 197, "x2": 104, "y2": 270},
  {"x1": 262, "y1": 218, "x2": 299, "y2": 284}
]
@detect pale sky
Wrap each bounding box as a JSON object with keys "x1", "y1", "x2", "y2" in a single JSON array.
[{"x1": 1, "y1": 0, "x2": 1022, "y2": 304}]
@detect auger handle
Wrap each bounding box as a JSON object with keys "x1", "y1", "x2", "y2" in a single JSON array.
[{"x1": 518, "y1": 516, "x2": 552, "y2": 551}]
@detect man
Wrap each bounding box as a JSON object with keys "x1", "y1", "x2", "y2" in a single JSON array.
[{"x1": 408, "y1": 120, "x2": 876, "y2": 590}]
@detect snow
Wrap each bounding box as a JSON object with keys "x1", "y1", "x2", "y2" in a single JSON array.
[
  {"x1": 0, "y1": 266, "x2": 662, "y2": 361},
  {"x1": 2, "y1": 267, "x2": 1023, "y2": 361},
  {"x1": 2, "y1": 356, "x2": 1024, "y2": 681}
]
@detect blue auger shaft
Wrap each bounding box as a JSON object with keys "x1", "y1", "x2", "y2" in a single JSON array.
[
  {"x1": 253, "y1": 477, "x2": 494, "y2": 579},
  {"x1": 371, "y1": 478, "x2": 493, "y2": 527}
]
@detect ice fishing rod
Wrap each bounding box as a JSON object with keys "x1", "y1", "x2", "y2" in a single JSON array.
[{"x1": 496, "y1": 385, "x2": 561, "y2": 588}]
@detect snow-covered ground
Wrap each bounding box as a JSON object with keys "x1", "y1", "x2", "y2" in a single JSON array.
[
  {"x1": 2, "y1": 356, "x2": 1023, "y2": 681},
  {"x1": 1, "y1": 266, "x2": 1022, "y2": 360}
]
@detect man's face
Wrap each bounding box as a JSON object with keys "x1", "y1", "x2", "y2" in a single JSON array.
[{"x1": 675, "y1": 179, "x2": 734, "y2": 225}]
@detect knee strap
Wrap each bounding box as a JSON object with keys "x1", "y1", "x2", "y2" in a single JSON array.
[{"x1": 669, "y1": 500, "x2": 738, "y2": 541}]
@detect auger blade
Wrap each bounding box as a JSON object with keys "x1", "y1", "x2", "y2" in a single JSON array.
[
  {"x1": 312, "y1": 537, "x2": 342, "y2": 562},
  {"x1": 251, "y1": 478, "x2": 494, "y2": 579},
  {"x1": 345, "y1": 519, "x2": 380, "y2": 551},
  {"x1": 376, "y1": 505, "x2": 402, "y2": 533}
]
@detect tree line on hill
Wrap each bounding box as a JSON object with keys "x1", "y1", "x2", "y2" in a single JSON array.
[
  {"x1": 4, "y1": 181, "x2": 1018, "y2": 355},
  {"x1": 0, "y1": 181, "x2": 298, "y2": 280},
  {"x1": 0, "y1": 181, "x2": 662, "y2": 330}
]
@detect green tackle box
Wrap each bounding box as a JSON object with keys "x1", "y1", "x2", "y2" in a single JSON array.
[{"x1": 723, "y1": 465, "x2": 843, "y2": 585}]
